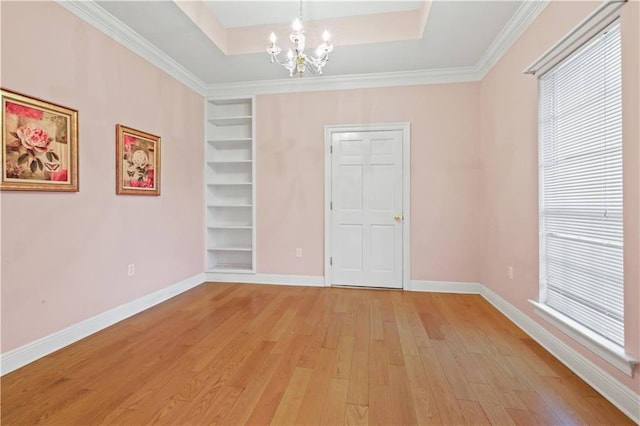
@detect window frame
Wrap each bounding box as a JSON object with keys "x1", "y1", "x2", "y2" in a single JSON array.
[{"x1": 526, "y1": 2, "x2": 638, "y2": 376}]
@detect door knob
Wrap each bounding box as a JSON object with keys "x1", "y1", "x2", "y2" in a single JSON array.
[{"x1": 394, "y1": 214, "x2": 402, "y2": 222}]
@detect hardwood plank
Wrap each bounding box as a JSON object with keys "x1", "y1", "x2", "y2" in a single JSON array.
[
  {"x1": 369, "y1": 298, "x2": 385, "y2": 340},
  {"x1": 382, "y1": 320, "x2": 405, "y2": 366},
  {"x1": 245, "y1": 333, "x2": 309, "y2": 424},
  {"x1": 404, "y1": 355, "x2": 442, "y2": 425},
  {"x1": 270, "y1": 367, "x2": 314, "y2": 425},
  {"x1": 474, "y1": 351, "x2": 529, "y2": 392},
  {"x1": 505, "y1": 407, "x2": 544, "y2": 426},
  {"x1": 514, "y1": 389, "x2": 581, "y2": 425},
  {"x1": 470, "y1": 382, "x2": 517, "y2": 426},
  {"x1": 582, "y1": 395, "x2": 636, "y2": 425},
  {"x1": 332, "y1": 335, "x2": 355, "y2": 379},
  {"x1": 368, "y1": 384, "x2": 394, "y2": 425},
  {"x1": 294, "y1": 372, "x2": 331, "y2": 425},
  {"x1": 353, "y1": 302, "x2": 371, "y2": 352},
  {"x1": 220, "y1": 352, "x2": 281, "y2": 425},
  {"x1": 181, "y1": 385, "x2": 244, "y2": 425},
  {"x1": 459, "y1": 399, "x2": 492, "y2": 426},
  {"x1": 322, "y1": 312, "x2": 345, "y2": 349},
  {"x1": 227, "y1": 340, "x2": 276, "y2": 388},
  {"x1": 319, "y1": 377, "x2": 349, "y2": 425},
  {"x1": 438, "y1": 325, "x2": 488, "y2": 384},
  {"x1": 402, "y1": 296, "x2": 432, "y2": 348},
  {"x1": 297, "y1": 316, "x2": 328, "y2": 369},
  {"x1": 344, "y1": 404, "x2": 368, "y2": 426},
  {"x1": 392, "y1": 299, "x2": 419, "y2": 357},
  {"x1": 406, "y1": 381, "x2": 443, "y2": 425},
  {"x1": 346, "y1": 350, "x2": 369, "y2": 405},
  {"x1": 340, "y1": 300, "x2": 358, "y2": 337},
  {"x1": 368, "y1": 339, "x2": 389, "y2": 385},
  {"x1": 418, "y1": 346, "x2": 466, "y2": 425},
  {"x1": 388, "y1": 364, "x2": 419, "y2": 425},
  {"x1": 431, "y1": 339, "x2": 476, "y2": 401}
]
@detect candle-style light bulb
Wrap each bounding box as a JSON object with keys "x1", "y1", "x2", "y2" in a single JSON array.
[
  {"x1": 322, "y1": 30, "x2": 331, "y2": 42},
  {"x1": 287, "y1": 49, "x2": 294, "y2": 59},
  {"x1": 269, "y1": 32, "x2": 277, "y2": 44},
  {"x1": 292, "y1": 18, "x2": 302, "y2": 31}
]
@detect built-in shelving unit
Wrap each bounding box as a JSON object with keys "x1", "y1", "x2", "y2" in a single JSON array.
[{"x1": 205, "y1": 98, "x2": 255, "y2": 273}]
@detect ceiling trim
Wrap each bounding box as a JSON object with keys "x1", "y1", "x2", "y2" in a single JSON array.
[
  {"x1": 475, "y1": 0, "x2": 550, "y2": 79},
  {"x1": 205, "y1": 67, "x2": 479, "y2": 98},
  {"x1": 56, "y1": 0, "x2": 207, "y2": 94},
  {"x1": 56, "y1": 0, "x2": 549, "y2": 99}
]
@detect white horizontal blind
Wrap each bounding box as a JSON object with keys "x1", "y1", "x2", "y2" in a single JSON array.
[{"x1": 539, "y1": 21, "x2": 623, "y2": 346}]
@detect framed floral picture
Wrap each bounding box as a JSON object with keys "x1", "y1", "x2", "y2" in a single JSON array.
[
  {"x1": 116, "y1": 124, "x2": 161, "y2": 196},
  {"x1": 1, "y1": 88, "x2": 79, "y2": 192}
]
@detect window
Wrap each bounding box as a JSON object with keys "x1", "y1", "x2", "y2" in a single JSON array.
[{"x1": 538, "y1": 21, "x2": 623, "y2": 347}]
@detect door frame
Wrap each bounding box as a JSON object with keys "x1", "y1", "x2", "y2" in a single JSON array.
[{"x1": 324, "y1": 123, "x2": 411, "y2": 288}]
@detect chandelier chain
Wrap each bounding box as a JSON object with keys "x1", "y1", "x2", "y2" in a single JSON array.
[{"x1": 298, "y1": 0, "x2": 303, "y2": 23}]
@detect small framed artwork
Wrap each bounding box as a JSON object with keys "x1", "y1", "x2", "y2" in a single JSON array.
[
  {"x1": 1, "y1": 88, "x2": 79, "y2": 192},
  {"x1": 116, "y1": 124, "x2": 161, "y2": 196}
]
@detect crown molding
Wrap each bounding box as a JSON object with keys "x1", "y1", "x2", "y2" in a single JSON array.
[
  {"x1": 55, "y1": 0, "x2": 207, "y2": 95},
  {"x1": 205, "y1": 66, "x2": 479, "y2": 98},
  {"x1": 55, "y1": 0, "x2": 547, "y2": 98},
  {"x1": 475, "y1": 0, "x2": 549, "y2": 79}
]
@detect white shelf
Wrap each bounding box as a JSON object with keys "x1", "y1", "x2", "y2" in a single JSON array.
[
  {"x1": 207, "y1": 264, "x2": 253, "y2": 273},
  {"x1": 206, "y1": 97, "x2": 256, "y2": 273},
  {"x1": 209, "y1": 99, "x2": 249, "y2": 106},
  {"x1": 208, "y1": 160, "x2": 252, "y2": 164},
  {"x1": 208, "y1": 116, "x2": 252, "y2": 126},
  {"x1": 207, "y1": 182, "x2": 252, "y2": 186},
  {"x1": 208, "y1": 138, "x2": 252, "y2": 143}
]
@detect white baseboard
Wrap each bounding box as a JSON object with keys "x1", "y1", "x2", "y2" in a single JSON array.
[
  {"x1": 479, "y1": 286, "x2": 640, "y2": 424},
  {"x1": 205, "y1": 272, "x2": 326, "y2": 287},
  {"x1": 408, "y1": 280, "x2": 482, "y2": 293},
  {"x1": 1, "y1": 273, "x2": 205, "y2": 376}
]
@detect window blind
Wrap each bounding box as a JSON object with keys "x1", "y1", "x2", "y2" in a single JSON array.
[{"x1": 539, "y1": 21, "x2": 623, "y2": 346}]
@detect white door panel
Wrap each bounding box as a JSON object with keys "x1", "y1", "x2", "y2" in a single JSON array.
[{"x1": 331, "y1": 130, "x2": 403, "y2": 288}]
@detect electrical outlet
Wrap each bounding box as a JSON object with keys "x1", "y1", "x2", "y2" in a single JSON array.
[
  {"x1": 296, "y1": 248, "x2": 302, "y2": 258},
  {"x1": 507, "y1": 266, "x2": 514, "y2": 280},
  {"x1": 128, "y1": 264, "x2": 135, "y2": 277}
]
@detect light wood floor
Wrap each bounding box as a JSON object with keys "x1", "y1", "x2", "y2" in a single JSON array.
[{"x1": 1, "y1": 283, "x2": 633, "y2": 425}]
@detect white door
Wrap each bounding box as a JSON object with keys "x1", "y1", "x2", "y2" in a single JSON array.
[{"x1": 331, "y1": 130, "x2": 404, "y2": 288}]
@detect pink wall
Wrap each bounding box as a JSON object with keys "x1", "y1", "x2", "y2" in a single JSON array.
[
  {"x1": 256, "y1": 84, "x2": 482, "y2": 282},
  {"x1": 0, "y1": 1, "x2": 204, "y2": 352},
  {"x1": 480, "y1": 0, "x2": 640, "y2": 393}
]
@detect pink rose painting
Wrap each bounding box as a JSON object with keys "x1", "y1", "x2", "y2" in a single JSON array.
[
  {"x1": 1, "y1": 91, "x2": 77, "y2": 191},
  {"x1": 116, "y1": 124, "x2": 160, "y2": 195}
]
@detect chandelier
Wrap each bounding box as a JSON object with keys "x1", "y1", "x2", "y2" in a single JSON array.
[{"x1": 266, "y1": 0, "x2": 333, "y2": 77}]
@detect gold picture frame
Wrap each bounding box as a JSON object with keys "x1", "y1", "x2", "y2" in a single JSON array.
[
  {"x1": 1, "y1": 88, "x2": 79, "y2": 192},
  {"x1": 116, "y1": 124, "x2": 161, "y2": 196}
]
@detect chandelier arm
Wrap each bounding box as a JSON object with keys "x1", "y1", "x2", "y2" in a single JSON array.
[
  {"x1": 306, "y1": 54, "x2": 329, "y2": 67},
  {"x1": 270, "y1": 53, "x2": 296, "y2": 69},
  {"x1": 303, "y1": 57, "x2": 326, "y2": 74}
]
